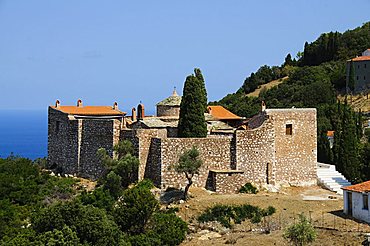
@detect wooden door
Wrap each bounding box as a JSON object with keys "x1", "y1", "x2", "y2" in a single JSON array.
[{"x1": 347, "y1": 192, "x2": 352, "y2": 216}]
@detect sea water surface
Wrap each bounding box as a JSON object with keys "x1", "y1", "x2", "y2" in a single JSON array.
[{"x1": 0, "y1": 110, "x2": 47, "y2": 159}]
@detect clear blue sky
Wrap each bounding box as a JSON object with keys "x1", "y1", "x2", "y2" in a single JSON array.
[{"x1": 0, "y1": 1, "x2": 369, "y2": 114}]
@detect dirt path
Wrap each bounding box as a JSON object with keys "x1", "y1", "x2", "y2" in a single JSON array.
[{"x1": 177, "y1": 186, "x2": 369, "y2": 245}]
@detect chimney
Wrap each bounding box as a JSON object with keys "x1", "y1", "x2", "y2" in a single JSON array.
[
  {"x1": 113, "y1": 102, "x2": 118, "y2": 110},
  {"x1": 132, "y1": 107, "x2": 137, "y2": 121},
  {"x1": 137, "y1": 103, "x2": 145, "y2": 120},
  {"x1": 55, "y1": 100, "x2": 60, "y2": 108},
  {"x1": 77, "y1": 99, "x2": 83, "y2": 107},
  {"x1": 261, "y1": 101, "x2": 266, "y2": 111}
]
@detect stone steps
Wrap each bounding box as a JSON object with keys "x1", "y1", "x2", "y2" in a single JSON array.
[{"x1": 317, "y1": 163, "x2": 351, "y2": 195}]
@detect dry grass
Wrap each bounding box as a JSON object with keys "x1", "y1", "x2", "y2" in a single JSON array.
[
  {"x1": 338, "y1": 94, "x2": 370, "y2": 113},
  {"x1": 246, "y1": 76, "x2": 288, "y2": 97},
  {"x1": 178, "y1": 186, "x2": 368, "y2": 246}
]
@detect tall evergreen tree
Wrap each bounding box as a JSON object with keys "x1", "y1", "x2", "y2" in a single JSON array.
[
  {"x1": 348, "y1": 60, "x2": 355, "y2": 94},
  {"x1": 333, "y1": 102, "x2": 362, "y2": 183},
  {"x1": 194, "y1": 68, "x2": 207, "y2": 112},
  {"x1": 178, "y1": 70, "x2": 208, "y2": 138},
  {"x1": 284, "y1": 53, "x2": 293, "y2": 66}
]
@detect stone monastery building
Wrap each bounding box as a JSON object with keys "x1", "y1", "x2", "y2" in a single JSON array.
[{"x1": 48, "y1": 91, "x2": 317, "y2": 193}]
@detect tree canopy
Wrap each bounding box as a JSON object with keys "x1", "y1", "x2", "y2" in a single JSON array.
[{"x1": 178, "y1": 68, "x2": 208, "y2": 138}]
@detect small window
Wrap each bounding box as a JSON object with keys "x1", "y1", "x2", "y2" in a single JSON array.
[
  {"x1": 55, "y1": 121, "x2": 60, "y2": 133},
  {"x1": 358, "y1": 65, "x2": 360, "y2": 69},
  {"x1": 357, "y1": 76, "x2": 359, "y2": 80},
  {"x1": 363, "y1": 194, "x2": 368, "y2": 210},
  {"x1": 365, "y1": 64, "x2": 367, "y2": 68},
  {"x1": 286, "y1": 124, "x2": 293, "y2": 135},
  {"x1": 364, "y1": 76, "x2": 366, "y2": 80}
]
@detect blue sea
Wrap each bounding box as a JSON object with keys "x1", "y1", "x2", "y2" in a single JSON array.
[{"x1": 0, "y1": 110, "x2": 47, "y2": 160}]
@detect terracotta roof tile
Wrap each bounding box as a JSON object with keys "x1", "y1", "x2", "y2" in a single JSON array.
[
  {"x1": 207, "y1": 106, "x2": 241, "y2": 120},
  {"x1": 342, "y1": 180, "x2": 370, "y2": 192},
  {"x1": 327, "y1": 131, "x2": 334, "y2": 138},
  {"x1": 348, "y1": 56, "x2": 370, "y2": 62},
  {"x1": 51, "y1": 106, "x2": 126, "y2": 116}
]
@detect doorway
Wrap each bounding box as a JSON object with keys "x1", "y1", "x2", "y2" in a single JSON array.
[{"x1": 347, "y1": 192, "x2": 352, "y2": 216}]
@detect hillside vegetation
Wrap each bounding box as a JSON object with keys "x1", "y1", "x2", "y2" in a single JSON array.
[
  {"x1": 0, "y1": 153, "x2": 188, "y2": 246},
  {"x1": 213, "y1": 22, "x2": 370, "y2": 183}
]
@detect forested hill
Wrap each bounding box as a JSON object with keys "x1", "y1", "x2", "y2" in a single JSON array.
[
  {"x1": 211, "y1": 22, "x2": 370, "y2": 184},
  {"x1": 212, "y1": 22, "x2": 370, "y2": 119}
]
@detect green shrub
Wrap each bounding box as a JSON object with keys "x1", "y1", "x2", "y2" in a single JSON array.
[
  {"x1": 79, "y1": 187, "x2": 115, "y2": 211},
  {"x1": 198, "y1": 203, "x2": 275, "y2": 228},
  {"x1": 283, "y1": 213, "x2": 316, "y2": 246},
  {"x1": 136, "y1": 179, "x2": 154, "y2": 190},
  {"x1": 147, "y1": 212, "x2": 188, "y2": 246},
  {"x1": 32, "y1": 201, "x2": 126, "y2": 245},
  {"x1": 239, "y1": 183, "x2": 258, "y2": 194},
  {"x1": 113, "y1": 185, "x2": 159, "y2": 234}
]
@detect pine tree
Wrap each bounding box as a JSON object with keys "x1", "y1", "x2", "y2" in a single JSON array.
[{"x1": 178, "y1": 70, "x2": 208, "y2": 138}]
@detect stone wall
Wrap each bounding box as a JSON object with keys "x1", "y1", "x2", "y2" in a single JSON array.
[
  {"x1": 48, "y1": 107, "x2": 79, "y2": 174},
  {"x1": 208, "y1": 171, "x2": 246, "y2": 194},
  {"x1": 145, "y1": 138, "x2": 162, "y2": 187},
  {"x1": 79, "y1": 119, "x2": 118, "y2": 179},
  {"x1": 235, "y1": 117, "x2": 276, "y2": 186},
  {"x1": 48, "y1": 107, "x2": 123, "y2": 180},
  {"x1": 158, "y1": 136, "x2": 233, "y2": 189},
  {"x1": 157, "y1": 105, "x2": 180, "y2": 117},
  {"x1": 122, "y1": 129, "x2": 167, "y2": 181},
  {"x1": 267, "y1": 109, "x2": 317, "y2": 186}
]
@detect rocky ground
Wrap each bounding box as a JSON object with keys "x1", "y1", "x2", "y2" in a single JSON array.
[{"x1": 175, "y1": 186, "x2": 370, "y2": 246}]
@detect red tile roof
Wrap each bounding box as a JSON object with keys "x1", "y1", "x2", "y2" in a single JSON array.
[
  {"x1": 51, "y1": 106, "x2": 126, "y2": 116},
  {"x1": 342, "y1": 180, "x2": 370, "y2": 193},
  {"x1": 349, "y1": 56, "x2": 370, "y2": 62},
  {"x1": 327, "y1": 131, "x2": 334, "y2": 138},
  {"x1": 207, "y1": 106, "x2": 241, "y2": 120}
]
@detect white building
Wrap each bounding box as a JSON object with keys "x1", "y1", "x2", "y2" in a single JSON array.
[
  {"x1": 342, "y1": 181, "x2": 370, "y2": 223},
  {"x1": 363, "y1": 49, "x2": 370, "y2": 57}
]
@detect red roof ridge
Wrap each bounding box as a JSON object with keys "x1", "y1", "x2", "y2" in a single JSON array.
[
  {"x1": 342, "y1": 180, "x2": 370, "y2": 192},
  {"x1": 348, "y1": 56, "x2": 370, "y2": 62},
  {"x1": 207, "y1": 105, "x2": 241, "y2": 120},
  {"x1": 51, "y1": 105, "x2": 126, "y2": 116}
]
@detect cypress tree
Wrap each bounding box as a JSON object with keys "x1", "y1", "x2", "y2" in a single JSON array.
[
  {"x1": 284, "y1": 53, "x2": 293, "y2": 66},
  {"x1": 178, "y1": 70, "x2": 208, "y2": 138},
  {"x1": 194, "y1": 68, "x2": 207, "y2": 112},
  {"x1": 333, "y1": 102, "x2": 362, "y2": 183},
  {"x1": 348, "y1": 60, "x2": 355, "y2": 94}
]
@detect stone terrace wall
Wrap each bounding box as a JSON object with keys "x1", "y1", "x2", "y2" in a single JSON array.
[
  {"x1": 79, "y1": 119, "x2": 117, "y2": 179},
  {"x1": 267, "y1": 109, "x2": 317, "y2": 186},
  {"x1": 235, "y1": 118, "x2": 276, "y2": 186},
  {"x1": 158, "y1": 136, "x2": 233, "y2": 189},
  {"x1": 48, "y1": 107, "x2": 79, "y2": 174},
  {"x1": 209, "y1": 171, "x2": 246, "y2": 194}
]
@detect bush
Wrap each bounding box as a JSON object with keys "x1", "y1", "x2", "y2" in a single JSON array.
[
  {"x1": 239, "y1": 183, "x2": 258, "y2": 194},
  {"x1": 198, "y1": 203, "x2": 275, "y2": 228},
  {"x1": 79, "y1": 187, "x2": 115, "y2": 212},
  {"x1": 136, "y1": 179, "x2": 154, "y2": 190},
  {"x1": 146, "y1": 212, "x2": 188, "y2": 246},
  {"x1": 283, "y1": 213, "x2": 316, "y2": 246},
  {"x1": 113, "y1": 185, "x2": 159, "y2": 234},
  {"x1": 32, "y1": 201, "x2": 126, "y2": 245}
]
